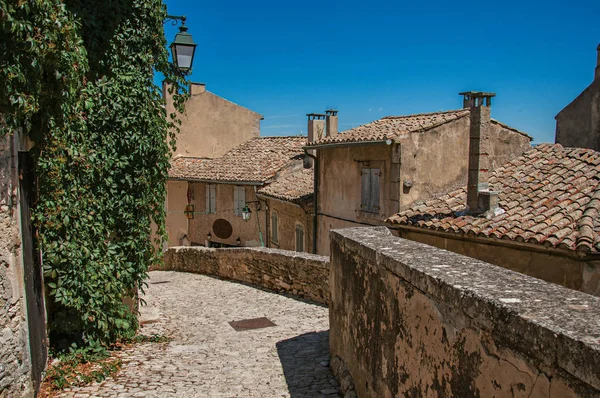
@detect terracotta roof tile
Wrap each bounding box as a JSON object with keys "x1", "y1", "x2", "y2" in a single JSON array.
[
  {"x1": 257, "y1": 162, "x2": 314, "y2": 204},
  {"x1": 306, "y1": 110, "x2": 470, "y2": 146},
  {"x1": 168, "y1": 136, "x2": 307, "y2": 183},
  {"x1": 387, "y1": 144, "x2": 600, "y2": 254}
]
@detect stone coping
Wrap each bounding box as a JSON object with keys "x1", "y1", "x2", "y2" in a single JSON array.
[
  {"x1": 168, "y1": 246, "x2": 329, "y2": 266},
  {"x1": 331, "y1": 227, "x2": 600, "y2": 391}
]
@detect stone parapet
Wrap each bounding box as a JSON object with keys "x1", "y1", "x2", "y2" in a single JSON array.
[
  {"x1": 330, "y1": 226, "x2": 600, "y2": 398},
  {"x1": 161, "y1": 247, "x2": 330, "y2": 305}
]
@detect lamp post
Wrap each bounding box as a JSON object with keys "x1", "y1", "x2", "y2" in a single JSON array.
[{"x1": 164, "y1": 15, "x2": 197, "y2": 75}]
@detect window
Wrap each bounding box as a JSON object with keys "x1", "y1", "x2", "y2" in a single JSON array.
[
  {"x1": 233, "y1": 186, "x2": 246, "y2": 216},
  {"x1": 206, "y1": 184, "x2": 216, "y2": 213},
  {"x1": 361, "y1": 168, "x2": 380, "y2": 213},
  {"x1": 295, "y1": 223, "x2": 305, "y2": 252},
  {"x1": 271, "y1": 211, "x2": 279, "y2": 244}
]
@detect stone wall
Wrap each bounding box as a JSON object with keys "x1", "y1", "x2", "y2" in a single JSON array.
[
  {"x1": 0, "y1": 135, "x2": 32, "y2": 397},
  {"x1": 330, "y1": 227, "x2": 600, "y2": 398},
  {"x1": 162, "y1": 246, "x2": 329, "y2": 304}
]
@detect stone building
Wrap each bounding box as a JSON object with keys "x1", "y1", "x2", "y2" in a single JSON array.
[
  {"x1": 0, "y1": 132, "x2": 41, "y2": 397},
  {"x1": 163, "y1": 82, "x2": 263, "y2": 247},
  {"x1": 304, "y1": 92, "x2": 532, "y2": 255},
  {"x1": 387, "y1": 138, "x2": 600, "y2": 296},
  {"x1": 555, "y1": 44, "x2": 600, "y2": 150},
  {"x1": 168, "y1": 137, "x2": 314, "y2": 252}
]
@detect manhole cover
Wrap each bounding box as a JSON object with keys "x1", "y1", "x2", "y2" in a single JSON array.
[
  {"x1": 212, "y1": 218, "x2": 233, "y2": 239},
  {"x1": 228, "y1": 317, "x2": 276, "y2": 332}
]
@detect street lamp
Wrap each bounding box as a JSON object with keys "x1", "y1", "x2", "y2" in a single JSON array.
[
  {"x1": 165, "y1": 15, "x2": 197, "y2": 75},
  {"x1": 241, "y1": 205, "x2": 251, "y2": 222}
]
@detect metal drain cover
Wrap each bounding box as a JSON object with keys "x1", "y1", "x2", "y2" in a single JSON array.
[{"x1": 228, "y1": 317, "x2": 276, "y2": 332}]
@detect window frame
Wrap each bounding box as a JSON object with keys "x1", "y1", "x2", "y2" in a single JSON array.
[
  {"x1": 233, "y1": 186, "x2": 246, "y2": 216},
  {"x1": 360, "y1": 167, "x2": 381, "y2": 214},
  {"x1": 295, "y1": 222, "x2": 305, "y2": 252},
  {"x1": 270, "y1": 211, "x2": 279, "y2": 244},
  {"x1": 206, "y1": 184, "x2": 216, "y2": 214}
]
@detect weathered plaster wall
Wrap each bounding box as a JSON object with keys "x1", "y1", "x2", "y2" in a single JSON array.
[
  {"x1": 165, "y1": 82, "x2": 261, "y2": 159},
  {"x1": 330, "y1": 227, "x2": 600, "y2": 398},
  {"x1": 165, "y1": 180, "x2": 189, "y2": 247},
  {"x1": 394, "y1": 228, "x2": 600, "y2": 296},
  {"x1": 317, "y1": 144, "x2": 392, "y2": 255},
  {"x1": 161, "y1": 246, "x2": 329, "y2": 304},
  {"x1": 0, "y1": 135, "x2": 32, "y2": 397},
  {"x1": 399, "y1": 117, "x2": 530, "y2": 209},
  {"x1": 266, "y1": 199, "x2": 313, "y2": 253},
  {"x1": 187, "y1": 182, "x2": 267, "y2": 247},
  {"x1": 315, "y1": 119, "x2": 529, "y2": 255},
  {"x1": 555, "y1": 80, "x2": 600, "y2": 151}
]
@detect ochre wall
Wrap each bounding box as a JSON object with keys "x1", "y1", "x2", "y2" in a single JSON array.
[
  {"x1": 555, "y1": 80, "x2": 600, "y2": 151},
  {"x1": 394, "y1": 228, "x2": 600, "y2": 297},
  {"x1": 165, "y1": 82, "x2": 261, "y2": 158},
  {"x1": 398, "y1": 117, "x2": 531, "y2": 209},
  {"x1": 330, "y1": 227, "x2": 600, "y2": 398},
  {"x1": 315, "y1": 119, "x2": 529, "y2": 255},
  {"x1": 165, "y1": 180, "x2": 189, "y2": 247},
  {"x1": 266, "y1": 199, "x2": 313, "y2": 253},
  {"x1": 187, "y1": 182, "x2": 267, "y2": 247},
  {"x1": 161, "y1": 246, "x2": 329, "y2": 304}
]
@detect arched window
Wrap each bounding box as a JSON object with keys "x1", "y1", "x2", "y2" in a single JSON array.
[
  {"x1": 271, "y1": 211, "x2": 279, "y2": 244},
  {"x1": 295, "y1": 222, "x2": 305, "y2": 252}
]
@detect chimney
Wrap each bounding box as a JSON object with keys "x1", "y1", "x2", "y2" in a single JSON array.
[
  {"x1": 596, "y1": 43, "x2": 600, "y2": 81},
  {"x1": 190, "y1": 82, "x2": 206, "y2": 95},
  {"x1": 459, "y1": 91, "x2": 499, "y2": 213},
  {"x1": 325, "y1": 109, "x2": 339, "y2": 137},
  {"x1": 304, "y1": 113, "x2": 325, "y2": 168}
]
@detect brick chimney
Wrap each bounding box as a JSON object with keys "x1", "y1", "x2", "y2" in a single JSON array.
[
  {"x1": 460, "y1": 91, "x2": 499, "y2": 213},
  {"x1": 596, "y1": 43, "x2": 600, "y2": 81},
  {"x1": 304, "y1": 113, "x2": 325, "y2": 168},
  {"x1": 325, "y1": 109, "x2": 338, "y2": 137}
]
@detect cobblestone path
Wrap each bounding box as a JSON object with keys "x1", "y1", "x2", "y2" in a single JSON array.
[{"x1": 57, "y1": 271, "x2": 339, "y2": 397}]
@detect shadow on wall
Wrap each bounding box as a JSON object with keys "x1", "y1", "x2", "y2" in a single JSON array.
[{"x1": 276, "y1": 331, "x2": 340, "y2": 397}]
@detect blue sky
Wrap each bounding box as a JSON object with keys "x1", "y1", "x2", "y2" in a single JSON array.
[{"x1": 163, "y1": 0, "x2": 600, "y2": 144}]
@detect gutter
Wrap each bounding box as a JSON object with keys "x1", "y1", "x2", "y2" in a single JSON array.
[
  {"x1": 389, "y1": 224, "x2": 599, "y2": 261},
  {"x1": 303, "y1": 148, "x2": 319, "y2": 254},
  {"x1": 303, "y1": 139, "x2": 391, "y2": 150}
]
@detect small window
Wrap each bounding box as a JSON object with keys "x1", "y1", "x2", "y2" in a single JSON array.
[
  {"x1": 361, "y1": 168, "x2": 380, "y2": 213},
  {"x1": 234, "y1": 186, "x2": 246, "y2": 216},
  {"x1": 295, "y1": 223, "x2": 305, "y2": 252},
  {"x1": 271, "y1": 212, "x2": 279, "y2": 244},
  {"x1": 206, "y1": 184, "x2": 216, "y2": 214}
]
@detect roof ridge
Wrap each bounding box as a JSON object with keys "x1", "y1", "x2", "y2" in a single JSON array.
[{"x1": 382, "y1": 109, "x2": 468, "y2": 119}]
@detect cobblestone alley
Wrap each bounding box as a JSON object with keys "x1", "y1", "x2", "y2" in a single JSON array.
[{"x1": 56, "y1": 271, "x2": 339, "y2": 397}]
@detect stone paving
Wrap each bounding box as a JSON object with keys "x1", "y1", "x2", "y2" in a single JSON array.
[{"x1": 56, "y1": 271, "x2": 339, "y2": 397}]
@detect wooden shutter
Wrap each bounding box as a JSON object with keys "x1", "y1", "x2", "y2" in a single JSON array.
[
  {"x1": 234, "y1": 186, "x2": 240, "y2": 216},
  {"x1": 361, "y1": 168, "x2": 370, "y2": 210},
  {"x1": 296, "y1": 224, "x2": 304, "y2": 252},
  {"x1": 209, "y1": 184, "x2": 216, "y2": 213},
  {"x1": 271, "y1": 213, "x2": 278, "y2": 243},
  {"x1": 370, "y1": 168, "x2": 380, "y2": 213},
  {"x1": 206, "y1": 184, "x2": 210, "y2": 213}
]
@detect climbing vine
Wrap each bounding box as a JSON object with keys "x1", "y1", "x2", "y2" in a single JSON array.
[{"x1": 1, "y1": 0, "x2": 188, "y2": 349}]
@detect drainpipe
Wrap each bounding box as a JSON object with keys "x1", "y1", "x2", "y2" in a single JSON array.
[{"x1": 303, "y1": 148, "x2": 318, "y2": 254}]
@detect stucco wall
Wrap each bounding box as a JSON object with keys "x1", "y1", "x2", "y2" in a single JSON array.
[
  {"x1": 315, "y1": 118, "x2": 529, "y2": 255},
  {"x1": 555, "y1": 80, "x2": 600, "y2": 151},
  {"x1": 266, "y1": 199, "x2": 313, "y2": 253},
  {"x1": 187, "y1": 182, "x2": 267, "y2": 247},
  {"x1": 165, "y1": 180, "x2": 189, "y2": 247},
  {"x1": 165, "y1": 83, "x2": 261, "y2": 159},
  {"x1": 0, "y1": 135, "x2": 32, "y2": 397},
  {"x1": 161, "y1": 246, "x2": 329, "y2": 304},
  {"x1": 399, "y1": 117, "x2": 531, "y2": 208},
  {"x1": 394, "y1": 228, "x2": 600, "y2": 297},
  {"x1": 330, "y1": 227, "x2": 600, "y2": 398}
]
